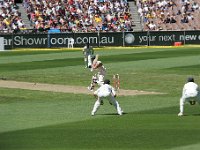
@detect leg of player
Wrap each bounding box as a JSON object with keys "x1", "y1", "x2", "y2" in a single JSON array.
[
  {"x1": 87, "y1": 55, "x2": 92, "y2": 68},
  {"x1": 109, "y1": 96, "x2": 123, "y2": 115},
  {"x1": 88, "y1": 75, "x2": 97, "y2": 91},
  {"x1": 84, "y1": 57, "x2": 88, "y2": 68},
  {"x1": 178, "y1": 97, "x2": 185, "y2": 116},
  {"x1": 91, "y1": 97, "x2": 102, "y2": 116}
]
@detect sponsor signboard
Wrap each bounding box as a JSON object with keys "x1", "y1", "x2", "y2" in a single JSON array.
[
  {"x1": 9, "y1": 34, "x2": 48, "y2": 48},
  {"x1": 2, "y1": 34, "x2": 13, "y2": 50},
  {"x1": 48, "y1": 33, "x2": 74, "y2": 48},
  {"x1": 149, "y1": 31, "x2": 184, "y2": 46},
  {"x1": 99, "y1": 32, "x2": 123, "y2": 46},
  {"x1": 124, "y1": 32, "x2": 148, "y2": 46},
  {"x1": 183, "y1": 31, "x2": 200, "y2": 44},
  {"x1": 73, "y1": 33, "x2": 99, "y2": 47},
  {"x1": 0, "y1": 37, "x2": 4, "y2": 50},
  {"x1": 0, "y1": 31, "x2": 200, "y2": 49}
]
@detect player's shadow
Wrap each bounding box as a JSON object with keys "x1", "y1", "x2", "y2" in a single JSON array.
[
  {"x1": 192, "y1": 113, "x2": 200, "y2": 116},
  {"x1": 100, "y1": 112, "x2": 128, "y2": 116},
  {"x1": 130, "y1": 105, "x2": 200, "y2": 116}
]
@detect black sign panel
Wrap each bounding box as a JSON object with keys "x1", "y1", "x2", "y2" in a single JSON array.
[
  {"x1": 48, "y1": 33, "x2": 74, "y2": 48},
  {"x1": 124, "y1": 32, "x2": 148, "y2": 46},
  {"x1": 184, "y1": 31, "x2": 200, "y2": 44},
  {"x1": 73, "y1": 32, "x2": 99, "y2": 47},
  {"x1": 1, "y1": 34, "x2": 13, "y2": 50},
  {"x1": 1, "y1": 30, "x2": 200, "y2": 49},
  {"x1": 99, "y1": 32, "x2": 123, "y2": 46},
  {"x1": 149, "y1": 31, "x2": 184, "y2": 46}
]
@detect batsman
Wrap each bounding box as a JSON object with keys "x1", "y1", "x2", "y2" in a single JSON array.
[
  {"x1": 88, "y1": 54, "x2": 106, "y2": 91},
  {"x1": 82, "y1": 42, "x2": 94, "y2": 68}
]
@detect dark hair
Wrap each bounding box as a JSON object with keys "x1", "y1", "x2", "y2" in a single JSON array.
[
  {"x1": 104, "y1": 79, "x2": 110, "y2": 84},
  {"x1": 187, "y1": 77, "x2": 194, "y2": 82}
]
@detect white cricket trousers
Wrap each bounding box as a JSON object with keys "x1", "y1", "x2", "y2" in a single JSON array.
[
  {"x1": 87, "y1": 55, "x2": 92, "y2": 67},
  {"x1": 180, "y1": 92, "x2": 200, "y2": 113}
]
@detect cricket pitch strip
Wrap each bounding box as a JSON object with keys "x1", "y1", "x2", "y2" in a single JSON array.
[{"x1": 0, "y1": 80, "x2": 164, "y2": 96}]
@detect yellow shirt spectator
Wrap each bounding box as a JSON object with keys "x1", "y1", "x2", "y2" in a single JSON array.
[
  {"x1": 146, "y1": 13, "x2": 154, "y2": 19},
  {"x1": 94, "y1": 15, "x2": 102, "y2": 23},
  {"x1": 3, "y1": 18, "x2": 11, "y2": 26}
]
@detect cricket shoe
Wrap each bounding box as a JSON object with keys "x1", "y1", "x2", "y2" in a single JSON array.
[
  {"x1": 178, "y1": 112, "x2": 183, "y2": 116},
  {"x1": 91, "y1": 112, "x2": 95, "y2": 116},
  {"x1": 118, "y1": 112, "x2": 123, "y2": 116},
  {"x1": 118, "y1": 111, "x2": 123, "y2": 116},
  {"x1": 119, "y1": 110, "x2": 124, "y2": 115}
]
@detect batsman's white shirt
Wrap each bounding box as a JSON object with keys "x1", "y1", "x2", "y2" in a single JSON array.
[
  {"x1": 182, "y1": 82, "x2": 199, "y2": 98},
  {"x1": 94, "y1": 84, "x2": 116, "y2": 97}
]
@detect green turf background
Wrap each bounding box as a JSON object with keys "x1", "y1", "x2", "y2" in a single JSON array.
[{"x1": 1, "y1": 46, "x2": 200, "y2": 150}]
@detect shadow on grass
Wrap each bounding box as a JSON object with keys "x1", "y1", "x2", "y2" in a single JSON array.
[
  {"x1": 131, "y1": 104, "x2": 200, "y2": 116},
  {"x1": 1, "y1": 105, "x2": 200, "y2": 150},
  {"x1": 98, "y1": 112, "x2": 128, "y2": 116}
]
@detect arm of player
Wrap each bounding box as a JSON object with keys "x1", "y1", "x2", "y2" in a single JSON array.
[
  {"x1": 111, "y1": 86, "x2": 117, "y2": 97},
  {"x1": 92, "y1": 54, "x2": 99, "y2": 66}
]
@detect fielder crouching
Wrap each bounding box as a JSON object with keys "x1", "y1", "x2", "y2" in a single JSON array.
[
  {"x1": 91, "y1": 79, "x2": 123, "y2": 116},
  {"x1": 178, "y1": 77, "x2": 200, "y2": 116}
]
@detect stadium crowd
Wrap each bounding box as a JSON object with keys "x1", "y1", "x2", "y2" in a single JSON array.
[
  {"x1": 137, "y1": 0, "x2": 200, "y2": 31},
  {"x1": 1, "y1": 0, "x2": 200, "y2": 33},
  {"x1": 22, "y1": 0, "x2": 134, "y2": 32},
  {"x1": 0, "y1": 0, "x2": 26, "y2": 33}
]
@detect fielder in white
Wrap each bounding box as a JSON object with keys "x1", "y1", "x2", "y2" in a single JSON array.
[
  {"x1": 88, "y1": 54, "x2": 106, "y2": 91},
  {"x1": 178, "y1": 77, "x2": 200, "y2": 116},
  {"x1": 91, "y1": 79, "x2": 123, "y2": 116}
]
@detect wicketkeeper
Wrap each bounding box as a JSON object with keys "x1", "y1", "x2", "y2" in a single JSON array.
[
  {"x1": 91, "y1": 79, "x2": 123, "y2": 116},
  {"x1": 178, "y1": 77, "x2": 200, "y2": 116},
  {"x1": 82, "y1": 42, "x2": 94, "y2": 68}
]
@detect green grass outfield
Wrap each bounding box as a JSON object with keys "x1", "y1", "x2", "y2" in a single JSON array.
[{"x1": 1, "y1": 46, "x2": 200, "y2": 150}]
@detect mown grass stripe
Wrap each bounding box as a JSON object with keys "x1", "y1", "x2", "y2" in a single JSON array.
[
  {"x1": 1, "y1": 46, "x2": 200, "y2": 150},
  {"x1": 1, "y1": 47, "x2": 200, "y2": 63}
]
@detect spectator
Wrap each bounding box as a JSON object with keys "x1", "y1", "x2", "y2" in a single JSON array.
[
  {"x1": 22, "y1": 0, "x2": 133, "y2": 32},
  {"x1": 0, "y1": 0, "x2": 25, "y2": 33},
  {"x1": 181, "y1": 13, "x2": 189, "y2": 23},
  {"x1": 147, "y1": 21, "x2": 156, "y2": 30},
  {"x1": 137, "y1": 0, "x2": 200, "y2": 30},
  {"x1": 191, "y1": 2, "x2": 199, "y2": 11}
]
